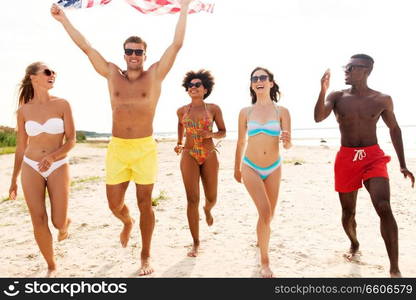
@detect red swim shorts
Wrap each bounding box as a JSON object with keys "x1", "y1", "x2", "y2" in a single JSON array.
[{"x1": 334, "y1": 144, "x2": 391, "y2": 193}]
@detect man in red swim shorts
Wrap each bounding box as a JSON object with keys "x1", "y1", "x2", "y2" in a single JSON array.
[
  {"x1": 335, "y1": 144, "x2": 391, "y2": 193},
  {"x1": 314, "y1": 54, "x2": 414, "y2": 277}
]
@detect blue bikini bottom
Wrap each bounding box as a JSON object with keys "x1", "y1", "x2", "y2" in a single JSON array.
[{"x1": 242, "y1": 156, "x2": 282, "y2": 180}]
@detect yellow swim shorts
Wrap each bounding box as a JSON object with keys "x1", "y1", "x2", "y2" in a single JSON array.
[{"x1": 105, "y1": 136, "x2": 158, "y2": 185}]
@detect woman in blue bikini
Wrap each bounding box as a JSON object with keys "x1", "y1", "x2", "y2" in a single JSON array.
[
  {"x1": 234, "y1": 67, "x2": 292, "y2": 277},
  {"x1": 8, "y1": 62, "x2": 75, "y2": 277}
]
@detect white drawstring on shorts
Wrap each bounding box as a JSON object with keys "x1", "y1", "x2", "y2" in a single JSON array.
[{"x1": 353, "y1": 149, "x2": 366, "y2": 162}]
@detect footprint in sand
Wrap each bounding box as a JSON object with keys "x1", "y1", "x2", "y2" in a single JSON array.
[{"x1": 343, "y1": 251, "x2": 366, "y2": 265}]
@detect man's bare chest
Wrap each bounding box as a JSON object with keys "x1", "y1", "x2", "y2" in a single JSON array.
[
  {"x1": 110, "y1": 80, "x2": 152, "y2": 100},
  {"x1": 335, "y1": 97, "x2": 385, "y2": 121}
]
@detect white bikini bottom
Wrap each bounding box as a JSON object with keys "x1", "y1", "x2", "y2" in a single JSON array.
[{"x1": 23, "y1": 156, "x2": 68, "y2": 179}]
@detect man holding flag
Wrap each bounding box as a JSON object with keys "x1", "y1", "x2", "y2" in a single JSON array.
[{"x1": 51, "y1": 0, "x2": 192, "y2": 276}]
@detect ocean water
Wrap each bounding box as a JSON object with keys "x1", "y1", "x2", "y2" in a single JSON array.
[
  {"x1": 88, "y1": 126, "x2": 416, "y2": 157},
  {"x1": 154, "y1": 126, "x2": 415, "y2": 144},
  {"x1": 153, "y1": 125, "x2": 416, "y2": 157}
]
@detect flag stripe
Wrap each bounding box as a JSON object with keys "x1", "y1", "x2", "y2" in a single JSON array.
[
  {"x1": 57, "y1": 0, "x2": 215, "y2": 14},
  {"x1": 57, "y1": 0, "x2": 113, "y2": 9},
  {"x1": 125, "y1": 0, "x2": 215, "y2": 15}
]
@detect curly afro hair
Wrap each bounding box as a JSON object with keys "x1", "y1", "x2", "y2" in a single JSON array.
[{"x1": 182, "y1": 69, "x2": 215, "y2": 99}]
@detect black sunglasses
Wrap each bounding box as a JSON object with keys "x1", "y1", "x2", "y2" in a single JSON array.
[
  {"x1": 188, "y1": 82, "x2": 203, "y2": 88},
  {"x1": 124, "y1": 48, "x2": 144, "y2": 56},
  {"x1": 251, "y1": 75, "x2": 269, "y2": 83},
  {"x1": 343, "y1": 64, "x2": 369, "y2": 72},
  {"x1": 43, "y1": 69, "x2": 56, "y2": 76}
]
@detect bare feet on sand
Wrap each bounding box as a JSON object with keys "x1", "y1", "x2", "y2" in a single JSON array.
[
  {"x1": 187, "y1": 244, "x2": 199, "y2": 257},
  {"x1": 390, "y1": 271, "x2": 402, "y2": 278},
  {"x1": 46, "y1": 262, "x2": 57, "y2": 278},
  {"x1": 138, "y1": 257, "x2": 154, "y2": 276},
  {"x1": 120, "y1": 218, "x2": 134, "y2": 248},
  {"x1": 343, "y1": 243, "x2": 360, "y2": 261},
  {"x1": 58, "y1": 218, "x2": 71, "y2": 242},
  {"x1": 203, "y1": 206, "x2": 213, "y2": 226},
  {"x1": 260, "y1": 265, "x2": 274, "y2": 278},
  {"x1": 46, "y1": 268, "x2": 57, "y2": 278}
]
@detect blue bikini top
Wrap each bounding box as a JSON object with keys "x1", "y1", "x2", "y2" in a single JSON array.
[{"x1": 247, "y1": 105, "x2": 281, "y2": 137}]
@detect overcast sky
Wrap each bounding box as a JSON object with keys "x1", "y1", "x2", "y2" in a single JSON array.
[{"x1": 1, "y1": 0, "x2": 416, "y2": 134}]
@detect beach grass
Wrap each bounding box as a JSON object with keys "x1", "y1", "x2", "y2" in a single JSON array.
[
  {"x1": 0, "y1": 196, "x2": 10, "y2": 203},
  {"x1": 152, "y1": 190, "x2": 168, "y2": 206},
  {"x1": 0, "y1": 147, "x2": 16, "y2": 155},
  {"x1": 1, "y1": 195, "x2": 25, "y2": 202},
  {"x1": 0, "y1": 126, "x2": 17, "y2": 155},
  {"x1": 0, "y1": 195, "x2": 28, "y2": 214},
  {"x1": 76, "y1": 131, "x2": 87, "y2": 143},
  {"x1": 71, "y1": 176, "x2": 102, "y2": 187},
  {"x1": 86, "y1": 142, "x2": 108, "y2": 149},
  {"x1": 0, "y1": 128, "x2": 16, "y2": 147}
]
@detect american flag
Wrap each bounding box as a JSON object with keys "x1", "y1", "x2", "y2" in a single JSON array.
[
  {"x1": 125, "y1": 0, "x2": 215, "y2": 15},
  {"x1": 57, "y1": 0, "x2": 215, "y2": 14},
  {"x1": 56, "y1": 0, "x2": 112, "y2": 9}
]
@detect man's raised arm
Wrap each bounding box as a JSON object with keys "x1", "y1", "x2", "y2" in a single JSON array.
[
  {"x1": 51, "y1": 4, "x2": 110, "y2": 78},
  {"x1": 155, "y1": 0, "x2": 192, "y2": 80},
  {"x1": 314, "y1": 69, "x2": 337, "y2": 122}
]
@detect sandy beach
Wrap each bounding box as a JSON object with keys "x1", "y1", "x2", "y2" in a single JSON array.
[{"x1": 0, "y1": 139, "x2": 415, "y2": 278}]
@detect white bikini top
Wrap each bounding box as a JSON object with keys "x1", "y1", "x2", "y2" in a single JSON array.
[{"x1": 25, "y1": 118, "x2": 65, "y2": 137}]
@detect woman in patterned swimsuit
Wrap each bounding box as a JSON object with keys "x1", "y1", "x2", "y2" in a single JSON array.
[{"x1": 174, "y1": 70, "x2": 226, "y2": 257}]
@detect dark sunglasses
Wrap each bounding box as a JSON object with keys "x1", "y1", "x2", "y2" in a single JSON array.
[
  {"x1": 124, "y1": 48, "x2": 144, "y2": 56},
  {"x1": 343, "y1": 64, "x2": 369, "y2": 72},
  {"x1": 188, "y1": 82, "x2": 203, "y2": 88},
  {"x1": 43, "y1": 69, "x2": 56, "y2": 76},
  {"x1": 251, "y1": 75, "x2": 269, "y2": 83}
]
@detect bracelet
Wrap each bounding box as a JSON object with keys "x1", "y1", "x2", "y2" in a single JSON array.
[{"x1": 177, "y1": 142, "x2": 182, "y2": 146}]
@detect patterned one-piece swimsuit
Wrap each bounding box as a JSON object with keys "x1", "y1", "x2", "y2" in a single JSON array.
[{"x1": 181, "y1": 103, "x2": 215, "y2": 165}]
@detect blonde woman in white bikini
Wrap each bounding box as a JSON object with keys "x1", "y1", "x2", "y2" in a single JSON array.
[
  {"x1": 8, "y1": 62, "x2": 75, "y2": 277},
  {"x1": 234, "y1": 67, "x2": 292, "y2": 278}
]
